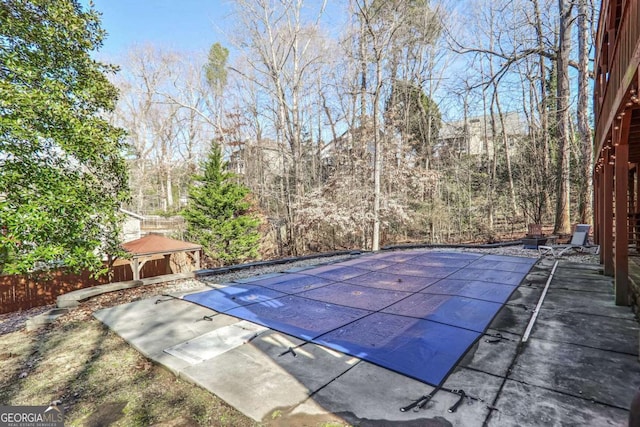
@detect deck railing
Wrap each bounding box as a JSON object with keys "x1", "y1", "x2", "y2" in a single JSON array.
[{"x1": 594, "y1": 0, "x2": 640, "y2": 152}]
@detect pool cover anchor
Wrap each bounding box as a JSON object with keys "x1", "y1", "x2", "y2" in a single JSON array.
[
  {"x1": 278, "y1": 339, "x2": 315, "y2": 358},
  {"x1": 484, "y1": 333, "x2": 503, "y2": 344},
  {"x1": 155, "y1": 294, "x2": 181, "y2": 304},
  {"x1": 279, "y1": 346, "x2": 297, "y2": 358},
  {"x1": 245, "y1": 333, "x2": 259, "y2": 343},
  {"x1": 244, "y1": 331, "x2": 267, "y2": 344}
]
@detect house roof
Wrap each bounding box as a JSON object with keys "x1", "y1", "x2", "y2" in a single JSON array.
[
  {"x1": 121, "y1": 233, "x2": 201, "y2": 257},
  {"x1": 119, "y1": 208, "x2": 146, "y2": 220}
]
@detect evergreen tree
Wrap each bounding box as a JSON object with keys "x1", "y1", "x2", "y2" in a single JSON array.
[
  {"x1": 386, "y1": 80, "x2": 441, "y2": 168},
  {"x1": 183, "y1": 144, "x2": 261, "y2": 265},
  {"x1": 0, "y1": 0, "x2": 129, "y2": 274}
]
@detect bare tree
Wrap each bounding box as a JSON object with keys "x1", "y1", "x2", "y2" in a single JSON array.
[
  {"x1": 111, "y1": 46, "x2": 215, "y2": 213},
  {"x1": 227, "y1": 0, "x2": 328, "y2": 254},
  {"x1": 108, "y1": 0, "x2": 597, "y2": 254},
  {"x1": 553, "y1": 0, "x2": 573, "y2": 234},
  {"x1": 352, "y1": 0, "x2": 441, "y2": 250},
  {"x1": 576, "y1": 0, "x2": 594, "y2": 224}
]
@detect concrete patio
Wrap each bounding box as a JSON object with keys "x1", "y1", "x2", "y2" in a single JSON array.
[{"x1": 93, "y1": 253, "x2": 640, "y2": 426}]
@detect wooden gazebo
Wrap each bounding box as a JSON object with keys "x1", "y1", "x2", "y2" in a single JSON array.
[
  {"x1": 593, "y1": 0, "x2": 640, "y2": 305},
  {"x1": 120, "y1": 234, "x2": 202, "y2": 280}
]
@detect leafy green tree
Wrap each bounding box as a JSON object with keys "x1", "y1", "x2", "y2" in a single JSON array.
[
  {"x1": 183, "y1": 143, "x2": 261, "y2": 266},
  {"x1": 0, "y1": 0, "x2": 129, "y2": 274}
]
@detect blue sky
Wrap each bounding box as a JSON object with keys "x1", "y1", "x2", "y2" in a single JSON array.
[
  {"x1": 83, "y1": 0, "x2": 235, "y2": 58},
  {"x1": 83, "y1": 1, "x2": 347, "y2": 61}
]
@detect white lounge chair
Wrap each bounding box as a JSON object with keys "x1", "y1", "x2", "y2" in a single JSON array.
[{"x1": 538, "y1": 224, "x2": 600, "y2": 258}]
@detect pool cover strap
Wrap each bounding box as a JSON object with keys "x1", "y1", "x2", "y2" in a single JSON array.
[
  {"x1": 155, "y1": 294, "x2": 182, "y2": 304},
  {"x1": 400, "y1": 386, "x2": 441, "y2": 412},
  {"x1": 244, "y1": 332, "x2": 261, "y2": 343},
  {"x1": 279, "y1": 346, "x2": 297, "y2": 357},
  {"x1": 401, "y1": 387, "x2": 479, "y2": 413},
  {"x1": 448, "y1": 389, "x2": 467, "y2": 413}
]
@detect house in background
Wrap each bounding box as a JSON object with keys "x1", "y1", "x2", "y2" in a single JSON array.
[
  {"x1": 119, "y1": 208, "x2": 145, "y2": 243},
  {"x1": 119, "y1": 208, "x2": 186, "y2": 241},
  {"x1": 228, "y1": 138, "x2": 289, "y2": 178},
  {"x1": 436, "y1": 112, "x2": 525, "y2": 157}
]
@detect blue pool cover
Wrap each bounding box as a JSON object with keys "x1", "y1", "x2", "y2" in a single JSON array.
[{"x1": 183, "y1": 250, "x2": 536, "y2": 386}]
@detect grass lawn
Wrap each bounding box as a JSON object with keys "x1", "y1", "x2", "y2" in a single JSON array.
[{"x1": 0, "y1": 318, "x2": 257, "y2": 426}]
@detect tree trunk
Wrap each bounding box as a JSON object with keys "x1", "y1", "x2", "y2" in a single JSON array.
[
  {"x1": 494, "y1": 89, "x2": 518, "y2": 215},
  {"x1": 372, "y1": 57, "x2": 383, "y2": 252},
  {"x1": 533, "y1": 0, "x2": 552, "y2": 219},
  {"x1": 553, "y1": 0, "x2": 573, "y2": 235},
  {"x1": 576, "y1": 0, "x2": 593, "y2": 224},
  {"x1": 166, "y1": 167, "x2": 174, "y2": 208},
  {"x1": 488, "y1": 100, "x2": 498, "y2": 235}
]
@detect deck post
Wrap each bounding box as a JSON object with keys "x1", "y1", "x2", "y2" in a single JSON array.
[
  {"x1": 132, "y1": 258, "x2": 140, "y2": 281},
  {"x1": 636, "y1": 163, "x2": 640, "y2": 212},
  {"x1": 594, "y1": 172, "x2": 600, "y2": 245},
  {"x1": 603, "y1": 150, "x2": 614, "y2": 276},
  {"x1": 615, "y1": 114, "x2": 631, "y2": 305}
]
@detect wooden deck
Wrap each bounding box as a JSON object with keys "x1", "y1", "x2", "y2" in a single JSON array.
[{"x1": 593, "y1": 0, "x2": 640, "y2": 305}]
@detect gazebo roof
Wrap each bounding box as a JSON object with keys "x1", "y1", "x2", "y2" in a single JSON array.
[{"x1": 121, "y1": 233, "x2": 201, "y2": 257}]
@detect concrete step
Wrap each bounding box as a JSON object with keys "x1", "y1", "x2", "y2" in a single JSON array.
[{"x1": 56, "y1": 272, "x2": 194, "y2": 308}]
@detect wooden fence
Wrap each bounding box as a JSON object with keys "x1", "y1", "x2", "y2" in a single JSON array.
[
  {"x1": 0, "y1": 257, "x2": 170, "y2": 314},
  {"x1": 109, "y1": 257, "x2": 170, "y2": 282}
]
